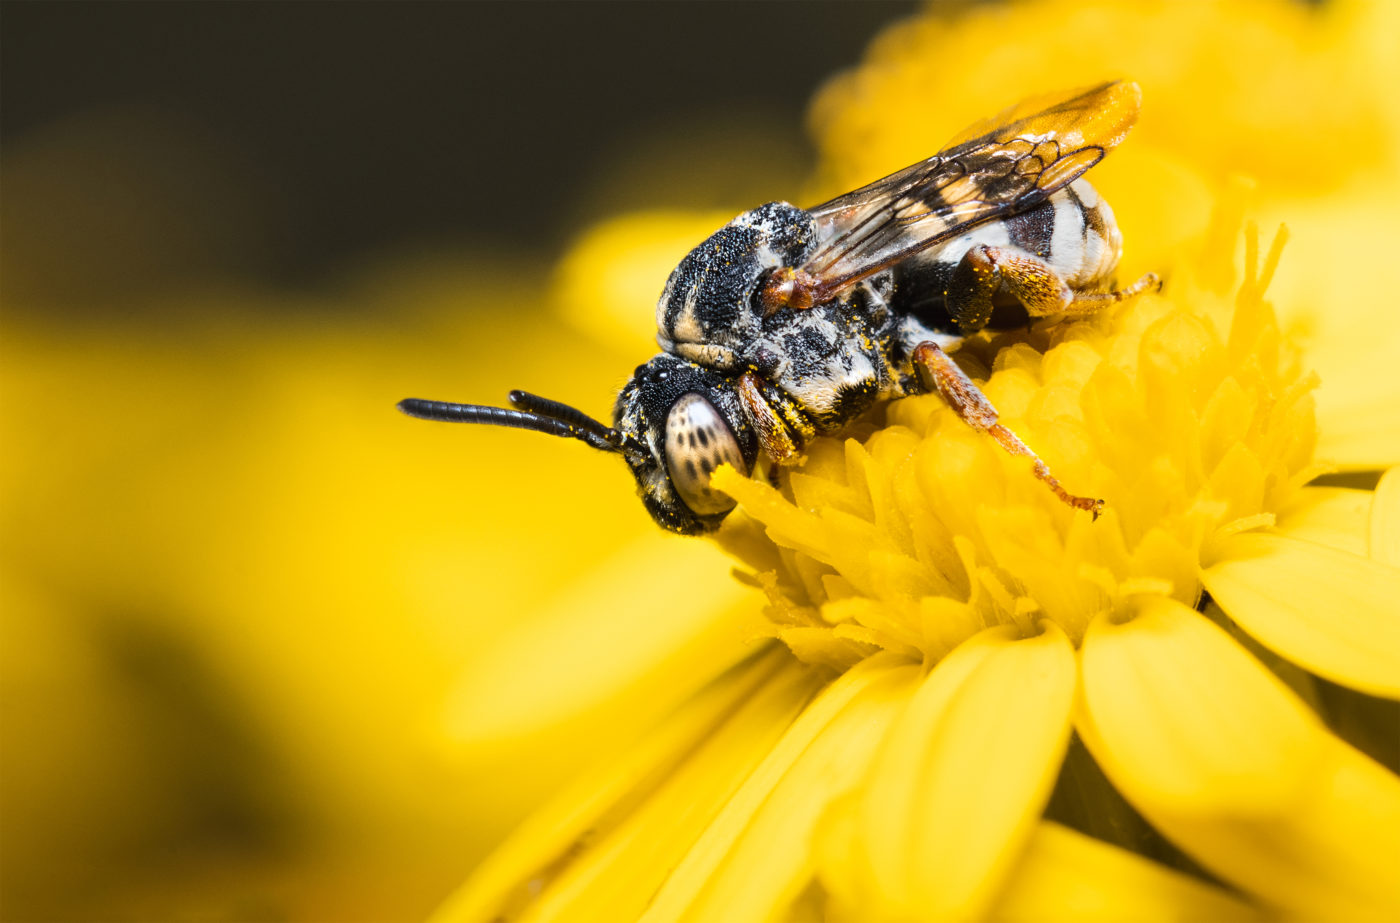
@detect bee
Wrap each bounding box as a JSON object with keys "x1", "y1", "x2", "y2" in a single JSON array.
[{"x1": 400, "y1": 81, "x2": 1159, "y2": 534}]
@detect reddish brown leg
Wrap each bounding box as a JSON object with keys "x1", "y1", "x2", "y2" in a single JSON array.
[
  {"x1": 739, "y1": 372, "x2": 806, "y2": 464},
  {"x1": 948, "y1": 244, "x2": 1160, "y2": 333},
  {"x1": 912, "y1": 341, "x2": 1103, "y2": 518},
  {"x1": 1059, "y1": 272, "x2": 1161, "y2": 318}
]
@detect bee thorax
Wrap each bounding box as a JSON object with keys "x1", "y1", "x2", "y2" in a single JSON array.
[{"x1": 656, "y1": 202, "x2": 818, "y2": 357}]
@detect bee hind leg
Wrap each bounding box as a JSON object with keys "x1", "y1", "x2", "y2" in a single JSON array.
[
  {"x1": 947, "y1": 245, "x2": 1158, "y2": 333},
  {"x1": 1055, "y1": 271, "x2": 1161, "y2": 318},
  {"x1": 911, "y1": 341, "x2": 1103, "y2": 518}
]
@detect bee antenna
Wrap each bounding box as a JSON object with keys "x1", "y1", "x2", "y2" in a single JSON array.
[
  {"x1": 506, "y1": 390, "x2": 646, "y2": 458},
  {"x1": 508, "y1": 390, "x2": 614, "y2": 439},
  {"x1": 397, "y1": 397, "x2": 642, "y2": 460}
]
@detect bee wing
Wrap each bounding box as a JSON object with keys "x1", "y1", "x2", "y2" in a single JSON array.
[{"x1": 800, "y1": 81, "x2": 1140, "y2": 302}]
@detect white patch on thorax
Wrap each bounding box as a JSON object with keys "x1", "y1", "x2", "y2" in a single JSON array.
[
  {"x1": 783, "y1": 346, "x2": 880, "y2": 417},
  {"x1": 675, "y1": 341, "x2": 737, "y2": 370},
  {"x1": 667, "y1": 303, "x2": 705, "y2": 345}
]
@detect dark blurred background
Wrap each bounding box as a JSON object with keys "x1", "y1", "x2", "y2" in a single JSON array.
[{"x1": 3, "y1": 1, "x2": 914, "y2": 313}]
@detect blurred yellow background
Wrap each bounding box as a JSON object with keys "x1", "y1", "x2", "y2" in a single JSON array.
[{"x1": 0, "y1": 4, "x2": 909, "y2": 920}]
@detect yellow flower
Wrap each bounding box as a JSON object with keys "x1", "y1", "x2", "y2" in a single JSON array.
[
  {"x1": 434, "y1": 209, "x2": 1400, "y2": 922},
  {"x1": 433, "y1": 1, "x2": 1400, "y2": 920}
]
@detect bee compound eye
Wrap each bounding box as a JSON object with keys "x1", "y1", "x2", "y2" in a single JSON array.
[{"x1": 664, "y1": 393, "x2": 747, "y2": 516}]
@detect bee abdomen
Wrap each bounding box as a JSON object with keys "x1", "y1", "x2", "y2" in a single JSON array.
[
  {"x1": 893, "y1": 179, "x2": 1122, "y2": 319},
  {"x1": 1050, "y1": 179, "x2": 1122, "y2": 289},
  {"x1": 999, "y1": 180, "x2": 1121, "y2": 289}
]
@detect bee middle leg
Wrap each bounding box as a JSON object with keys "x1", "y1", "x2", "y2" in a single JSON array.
[
  {"x1": 947, "y1": 244, "x2": 1159, "y2": 334},
  {"x1": 912, "y1": 341, "x2": 1103, "y2": 517}
]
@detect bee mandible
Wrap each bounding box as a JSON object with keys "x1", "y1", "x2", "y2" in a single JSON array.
[{"x1": 400, "y1": 81, "x2": 1159, "y2": 534}]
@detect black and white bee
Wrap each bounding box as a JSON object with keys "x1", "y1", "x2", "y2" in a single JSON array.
[{"x1": 400, "y1": 82, "x2": 1159, "y2": 534}]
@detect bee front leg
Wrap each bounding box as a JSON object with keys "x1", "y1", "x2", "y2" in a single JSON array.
[
  {"x1": 946, "y1": 245, "x2": 1159, "y2": 333},
  {"x1": 912, "y1": 341, "x2": 1103, "y2": 518},
  {"x1": 738, "y1": 372, "x2": 811, "y2": 465}
]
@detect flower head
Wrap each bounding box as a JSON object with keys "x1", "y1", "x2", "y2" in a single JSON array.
[{"x1": 714, "y1": 214, "x2": 1314, "y2": 666}]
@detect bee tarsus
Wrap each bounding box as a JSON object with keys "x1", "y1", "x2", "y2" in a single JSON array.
[{"x1": 911, "y1": 341, "x2": 1104, "y2": 519}]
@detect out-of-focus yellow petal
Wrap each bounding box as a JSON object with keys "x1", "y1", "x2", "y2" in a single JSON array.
[
  {"x1": 1312, "y1": 350, "x2": 1400, "y2": 469},
  {"x1": 821, "y1": 624, "x2": 1075, "y2": 922},
  {"x1": 431, "y1": 646, "x2": 813, "y2": 923},
  {"x1": 442, "y1": 534, "x2": 761, "y2": 743},
  {"x1": 1262, "y1": 184, "x2": 1400, "y2": 471},
  {"x1": 432, "y1": 534, "x2": 771, "y2": 844},
  {"x1": 987, "y1": 821, "x2": 1262, "y2": 923},
  {"x1": 1079, "y1": 597, "x2": 1400, "y2": 920},
  {"x1": 641, "y1": 654, "x2": 918, "y2": 923},
  {"x1": 520, "y1": 654, "x2": 825, "y2": 923},
  {"x1": 1372, "y1": 467, "x2": 1400, "y2": 567},
  {"x1": 1272, "y1": 485, "x2": 1372, "y2": 557},
  {"x1": 1201, "y1": 531, "x2": 1400, "y2": 699},
  {"x1": 552, "y1": 210, "x2": 736, "y2": 360}
]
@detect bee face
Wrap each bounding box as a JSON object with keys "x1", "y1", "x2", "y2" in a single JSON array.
[{"x1": 613, "y1": 354, "x2": 755, "y2": 534}]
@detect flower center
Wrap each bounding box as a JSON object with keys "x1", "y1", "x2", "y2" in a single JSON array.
[{"x1": 713, "y1": 222, "x2": 1318, "y2": 669}]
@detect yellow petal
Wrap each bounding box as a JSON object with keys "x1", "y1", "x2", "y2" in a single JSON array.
[
  {"x1": 1372, "y1": 466, "x2": 1400, "y2": 567},
  {"x1": 642, "y1": 653, "x2": 919, "y2": 923},
  {"x1": 551, "y1": 210, "x2": 737, "y2": 358},
  {"x1": 1079, "y1": 597, "x2": 1400, "y2": 920},
  {"x1": 1201, "y1": 531, "x2": 1400, "y2": 699},
  {"x1": 521, "y1": 655, "x2": 826, "y2": 922},
  {"x1": 1312, "y1": 327, "x2": 1400, "y2": 470},
  {"x1": 1079, "y1": 597, "x2": 1324, "y2": 815},
  {"x1": 442, "y1": 534, "x2": 761, "y2": 745},
  {"x1": 822, "y1": 624, "x2": 1076, "y2": 922},
  {"x1": 988, "y1": 821, "x2": 1262, "y2": 923},
  {"x1": 1273, "y1": 485, "x2": 1373, "y2": 558},
  {"x1": 431, "y1": 645, "x2": 807, "y2": 923}
]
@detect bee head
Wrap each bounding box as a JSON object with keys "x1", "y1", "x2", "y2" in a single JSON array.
[
  {"x1": 612, "y1": 354, "x2": 757, "y2": 534},
  {"x1": 398, "y1": 354, "x2": 756, "y2": 535}
]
